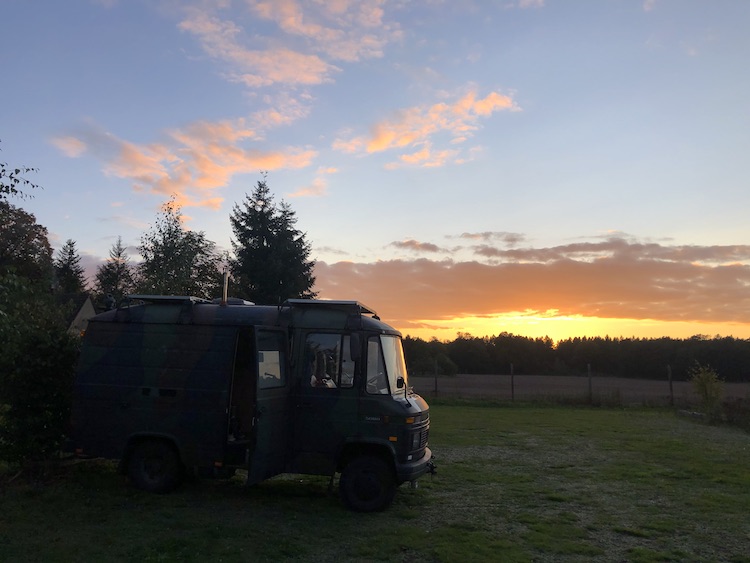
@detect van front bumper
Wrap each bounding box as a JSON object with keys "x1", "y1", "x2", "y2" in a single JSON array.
[{"x1": 395, "y1": 447, "x2": 434, "y2": 484}]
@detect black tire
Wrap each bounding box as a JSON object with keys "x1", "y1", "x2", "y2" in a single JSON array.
[
  {"x1": 339, "y1": 455, "x2": 396, "y2": 512},
  {"x1": 127, "y1": 440, "x2": 183, "y2": 494}
]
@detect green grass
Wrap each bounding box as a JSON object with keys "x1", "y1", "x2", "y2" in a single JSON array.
[{"x1": 2, "y1": 405, "x2": 750, "y2": 562}]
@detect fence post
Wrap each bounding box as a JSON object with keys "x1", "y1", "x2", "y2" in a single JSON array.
[
  {"x1": 588, "y1": 363, "x2": 592, "y2": 404},
  {"x1": 668, "y1": 364, "x2": 673, "y2": 406},
  {"x1": 510, "y1": 362, "x2": 515, "y2": 402},
  {"x1": 433, "y1": 357, "x2": 438, "y2": 396}
]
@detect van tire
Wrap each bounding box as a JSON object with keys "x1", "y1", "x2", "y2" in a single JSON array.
[
  {"x1": 339, "y1": 455, "x2": 396, "y2": 512},
  {"x1": 127, "y1": 440, "x2": 183, "y2": 493}
]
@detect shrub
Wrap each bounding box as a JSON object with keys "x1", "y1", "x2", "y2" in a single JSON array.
[
  {"x1": 688, "y1": 362, "x2": 723, "y2": 422},
  {"x1": 0, "y1": 272, "x2": 79, "y2": 473}
]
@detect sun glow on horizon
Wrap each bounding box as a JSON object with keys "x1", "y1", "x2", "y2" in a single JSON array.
[{"x1": 398, "y1": 314, "x2": 750, "y2": 343}]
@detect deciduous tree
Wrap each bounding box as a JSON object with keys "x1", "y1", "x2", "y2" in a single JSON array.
[
  {"x1": 137, "y1": 197, "x2": 221, "y2": 299},
  {"x1": 0, "y1": 141, "x2": 39, "y2": 200},
  {"x1": 0, "y1": 201, "x2": 53, "y2": 284}
]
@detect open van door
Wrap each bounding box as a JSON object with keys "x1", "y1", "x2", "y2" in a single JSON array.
[{"x1": 247, "y1": 328, "x2": 289, "y2": 484}]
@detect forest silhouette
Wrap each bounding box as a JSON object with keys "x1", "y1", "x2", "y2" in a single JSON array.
[{"x1": 403, "y1": 333, "x2": 750, "y2": 382}]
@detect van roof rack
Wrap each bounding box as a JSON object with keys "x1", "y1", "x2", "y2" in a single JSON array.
[
  {"x1": 123, "y1": 295, "x2": 211, "y2": 305},
  {"x1": 284, "y1": 299, "x2": 378, "y2": 317}
]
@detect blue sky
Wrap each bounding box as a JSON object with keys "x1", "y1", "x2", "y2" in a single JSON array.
[{"x1": 2, "y1": 0, "x2": 749, "y2": 341}]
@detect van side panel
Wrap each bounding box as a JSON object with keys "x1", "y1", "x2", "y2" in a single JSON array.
[{"x1": 73, "y1": 320, "x2": 237, "y2": 468}]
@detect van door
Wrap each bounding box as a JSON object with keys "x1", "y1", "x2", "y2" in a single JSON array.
[
  {"x1": 247, "y1": 328, "x2": 289, "y2": 484},
  {"x1": 292, "y1": 332, "x2": 358, "y2": 475}
]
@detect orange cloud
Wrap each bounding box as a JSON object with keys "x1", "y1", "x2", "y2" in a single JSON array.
[
  {"x1": 59, "y1": 119, "x2": 316, "y2": 209},
  {"x1": 385, "y1": 143, "x2": 461, "y2": 169},
  {"x1": 248, "y1": 0, "x2": 401, "y2": 62},
  {"x1": 288, "y1": 165, "x2": 339, "y2": 197},
  {"x1": 288, "y1": 176, "x2": 328, "y2": 197},
  {"x1": 49, "y1": 136, "x2": 87, "y2": 158},
  {"x1": 313, "y1": 238, "x2": 750, "y2": 336},
  {"x1": 334, "y1": 88, "x2": 519, "y2": 167},
  {"x1": 179, "y1": 10, "x2": 338, "y2": 87}
]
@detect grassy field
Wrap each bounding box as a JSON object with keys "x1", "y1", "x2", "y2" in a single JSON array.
[{"x1": 2, "y1": 404, "x2": 749, "y2": 562}]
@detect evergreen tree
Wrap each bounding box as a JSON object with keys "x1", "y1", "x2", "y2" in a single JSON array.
[
  {"x1": 230, "y1": 177, "x2": 316, "y2": 303},
  {"x1": 94, "y1": 236, "x2": 136, "y2": 306},
  {"x1": 137, "y1": 196, "x2": 221, "y2": 299},
  {"x1": 54, "y1": 239, "x2": 86, "y2": 293}
]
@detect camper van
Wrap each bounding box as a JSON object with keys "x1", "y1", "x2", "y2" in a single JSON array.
[{"x1": 71, "y1": 295, "x2": 434, "y2": 511}]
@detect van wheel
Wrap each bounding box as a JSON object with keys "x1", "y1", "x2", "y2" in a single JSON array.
[
  {"x1": 339, "y1": 456, "x2": 396, "y2": 512},
  {"x1": 128, "y1": 440, "x2": 183, "y2": 494}
]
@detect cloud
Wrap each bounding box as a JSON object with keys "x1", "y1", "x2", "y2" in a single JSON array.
[
  {"x1": 170, "y1": 1, "x2": 404, "y2": 148},
  {"x1": 390, "y1": 239, "x2": 446, "y2": 253},
  {"x1": 288, "y1": 176, "x2": 328, "y2": 197},
  {"x1": 55, "y1": 120, "x2": 316, "y2": 209},
  {"x1": 179, "y1": 10, "x2": 338, "y2": 87},
  {"x1": 643, "y1": 0, "x2": 657, "y2": 12},
  {"x1": 384, "y1": 143, "x2": 461, "y2": 170},
  {"x1": 247, "y1": 0, "x2": 402, "y2": 62},
  {"x1": 457, "y1": 231, "x2": 527, "y2": 246},
  {"x1": 313, "y1": 237, "x2": 750, "y2": 330},
  {"x1": 178, "y1": 1, "x2": 400, "y2": 91},
  {"x1": 49, "y1": 136, "x2": 87, "y2": 158},
  {"x1": 519, "y1": 0, "x2": 544, "y2": 8},
  {"x1": 288, "y1": 165, "x2": 338, "y2": 197},
  {"x1": 251, "y1": 92, "x2": 314, "y2": 129},
  {"x1": 333, "y1": 88, "x2": 519, "y2": 167}
]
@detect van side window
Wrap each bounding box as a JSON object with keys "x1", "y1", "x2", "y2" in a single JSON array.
[
  {"x1": 257, "y1": 330, "x2": 286, "y2": 389},
  {"x1": 304, "y1": 333, "x2": 354, "y2": 389},
  {"x1": 366, "y1": 337, "x2": 388, "y2": 394}
]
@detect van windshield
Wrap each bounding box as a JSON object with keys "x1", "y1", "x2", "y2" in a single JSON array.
[{"x1": 366, "y1": 334, "x2": 409, "y2": 396}]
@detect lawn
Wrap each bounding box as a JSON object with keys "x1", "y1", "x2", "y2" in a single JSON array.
[{"x1": 1, "y1": 404, "x2": 749, "y2": 562}]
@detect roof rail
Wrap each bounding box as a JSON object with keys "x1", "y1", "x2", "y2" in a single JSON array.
[
  {"x1": 283, "y1": 299, "x2": 378, "y2": 317},
  {"x1": 123, "y1": 295, "x2": 210, "y2": 305}
]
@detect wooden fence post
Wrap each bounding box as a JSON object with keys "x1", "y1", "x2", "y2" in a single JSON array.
[
  {"x1": 668, "y1": 364, "x2": 673, "y2": 406},
  {"x1": 588, "y1": 363, "x2": 592, "y2": 404},
  {"x1": 510, "y1": 362, "x2": 515, "y2": 402},
  {"x1": 434, "y1": 357, "x2": 438, "y2": 396}
]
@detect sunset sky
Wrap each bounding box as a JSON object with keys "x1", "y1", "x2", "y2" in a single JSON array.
[{"x1": 3, "y1": 0, "x2": 749, "y2": 342}]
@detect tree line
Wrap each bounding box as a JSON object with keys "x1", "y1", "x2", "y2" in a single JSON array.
[
  {"x1": 2, "y1": 178, "x2": 316, "y2": 308},
  {"x1": 403, "y1": 333, "x2": 750, "y2": 382}
]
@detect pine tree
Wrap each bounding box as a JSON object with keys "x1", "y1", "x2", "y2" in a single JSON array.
[
  {"x1": 230, "y1": 177, "x2": 316, "y2": 304},
  {"x1": 94, "y1": 236, "x2": 136, "y2": 306},
  {"x1": 54, "y1": 239, "x2": 86, "y2": 293},
  {"x1": 137, "y1": 197, "x2": 222, "y2": 299}
]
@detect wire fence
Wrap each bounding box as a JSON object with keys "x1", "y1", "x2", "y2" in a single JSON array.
[{"x1": 411, "y1": 373, "x2": 750, "y2": 407}]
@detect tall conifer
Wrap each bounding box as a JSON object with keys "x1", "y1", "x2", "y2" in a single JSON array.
[{"x1": 230, "y1": 178, "x2": 316, "y2": 303}]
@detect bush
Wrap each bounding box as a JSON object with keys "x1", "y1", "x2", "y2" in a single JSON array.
[
  {"x1": 688, "y1": 362, "x2": 723, "y2": 422},
  {"x1": 0, "y1": 272, "x2": 79, "y2": 473}
]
